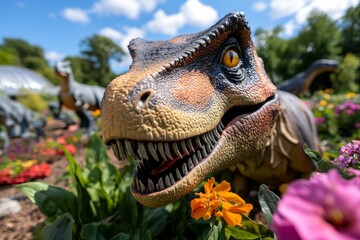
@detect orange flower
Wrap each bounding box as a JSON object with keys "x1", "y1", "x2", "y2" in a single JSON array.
[{"x1": 190, "y1": 177, "x2": 253, "y2": 227}]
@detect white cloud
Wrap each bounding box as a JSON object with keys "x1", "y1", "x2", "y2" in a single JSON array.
[
  {"x1": 98, "y1": 27, "x2": 145, "y2": 70},
  {"x1": 146, "y1": 0, "x2": 218, "y2": 35},
  {"x1": 99, "y1": 27, "x2": 124, "y2": 41},
  {"x1": 180, "y1": 0, "x2": 218, "y2": 27},
  {"x1": 91, "y1": 0, "x2": 161, "y2": 19},
  {"x1": 62, "y1": 8, "x2": 90, "y2": 24},
  {"x1": 45, "y1": 51, "x2": 64, "y2": 64},
  {"x1": 146, "y1": 10, "x2": 185, "y2": 35},
  {"x1": 253, "y1": 2, "x2": 268, "y2": 12},
  {"x1": 269, "y1": 0, "x2": 360, "y2": 36}
]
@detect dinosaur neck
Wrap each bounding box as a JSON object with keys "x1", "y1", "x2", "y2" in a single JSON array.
[{"x1": 60, "y1": 74, "x2": 74, "y2": 92}]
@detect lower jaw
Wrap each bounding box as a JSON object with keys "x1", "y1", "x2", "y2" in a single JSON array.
[{"x1": 130, "y1": 94, "x2": 280, "y2": 207}]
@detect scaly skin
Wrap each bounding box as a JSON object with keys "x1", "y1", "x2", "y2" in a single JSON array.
[{"x1": 101, "y1": 12, "x2": 319, "y2": 207}]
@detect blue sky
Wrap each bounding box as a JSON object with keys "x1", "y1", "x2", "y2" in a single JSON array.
[{"x1": 0, "y1": 0, "x2": 358, "y2": 73}]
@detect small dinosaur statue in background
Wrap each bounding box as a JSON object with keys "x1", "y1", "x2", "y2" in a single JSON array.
[
  {"x1": 55, "y1": 60, "x2": 104, "y2": 134},
  {"x1": 101, "y1": 12, "x2": 320, "y2": 207},
  {"x1": 0, "y1": 95, "x2": 45, "y2": 138},
  {"x1": 277, "y1": 59, "x2": 339, "y2": 95}
]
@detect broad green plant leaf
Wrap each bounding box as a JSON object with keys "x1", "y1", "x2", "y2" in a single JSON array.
[
  {"x1": 225, "y1": 227, "x2": 259, "y2": 240},
  {"x1": 40, "y1": 213, "x2": 74, "y2": 240},
  {"x1": 258, "y1": 184, "x2": 280, "y2": 226},
  {"x1": 226, "y1": 215, "x2": 274, "y2": 239},
  {"x1": 15, "y1": 182, "x2": 77, "y2": 218},
  {"x1": 205, "y1": 220, "x2": 226, "y2": 240}
]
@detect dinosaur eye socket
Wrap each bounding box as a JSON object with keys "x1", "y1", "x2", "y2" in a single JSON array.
[{"x1": 222, "y1": 49, "x2": 240, "y2": 68}]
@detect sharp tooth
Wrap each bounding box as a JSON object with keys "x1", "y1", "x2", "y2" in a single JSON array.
[
  {"x1": 158, "y1": 142, "x2": 167, "y2": 161},
  {"x1": 206, "y1": 142, "x2": 212, "y2": 153},
  {"x1": 202, "y1": 148, "x2": 208, "y2": 158},
  {"x1": 124, "y1": 140, "x2": 134, "y2": 157},
  {"x1": 208, "y1": 132, "x2": 217, "y2": 144},
  {"x1": 219, "y1": 121, "x2": 225, "y2": 131},
  {"x1": 180, "y1": 141, "x2": 189, "y2": 155},
  {"x1": 148, "y1": 179, "x2": 155, "y2": 192},
  {"x1": 169, "y1": 173, "x2": 176, "y2": 184},
  {"x1": 213, "y1": 128, "x2": 221, "y2": 139},
  {"x1": 186, "y1": 139, "x2": 195, "y2": 153},
  {"x1": 112, "y1": 144, "x2": 121, "y2": 160},
  {"x1": 137, "y1": 142, "x2": 149, "y2": 160},
  {"x1": 172, "y1": 142, "x2": 182, "y2": 159},
  {"x1": 140, "y1": 180, "x2": 146, "y2": 193},
  {"x1": 201, "y1": 134, "x2": 211, "y2": 145},
  {"x1": 165, "y1": 175, "x2": 171, "y2": 187},
  {"x1": 134, "y1": 178, "x2": 140, "y2": 191},
  {"x1": 164, "y1": 143, "x2": 174, "y2": 160},
  {"x1": 158, "y1": 177, "x2": 165, "y2": 190},
  {"x1": 195, "y1": 137, "x2": 203, "y2": 148},
  {"x1": 176, "y1": 168, "x2": 182, "y2": 180},
  {"x1": 182, "y1": 163, "x2": 188, "y2": 176},
  {"x1": 187, "y1": 158, "x2": 194, "y2": 170},
  {"x1": 192, "y1": 154, "x2": 199, "y2": 165},
  {"x1": 197, "y1": 150, "x2": 202, "y2": 160},
  {"x1": 148, "y1": 142, "x2": 159, "y2": 161},
  {"x1": 116, "y1": 140, "x2": 126, "y2": 160}
]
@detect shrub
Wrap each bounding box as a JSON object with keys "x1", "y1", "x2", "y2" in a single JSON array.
[{"x1": 331, "y1": 53, "x2": 360, "y2": 93}]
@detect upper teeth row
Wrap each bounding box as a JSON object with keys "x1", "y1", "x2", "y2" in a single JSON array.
[{"x1": 111, "y1": 121, "x2": 225, "y2": 166}]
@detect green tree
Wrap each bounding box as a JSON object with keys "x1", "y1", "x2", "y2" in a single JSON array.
[
  {"x1": 0, "y1": 47, "x2": 19, "y2": 65},
  {"x1": 340, "y1": 3, "x2": 360, "y2": 55},
  {"x1": 291, "y1": 11, "x2": 341, "y2": 74},
  {"x1": 80, "y1": 34, "x2": 125, "y2": 87},
  {"x1": 1, "y1": 38, "x2": 59, "y2": 84},
  {"x1": 255, "y1": 27, "x2": 291, "y2": 83},
  {"x1": 331, "y1": 53, "x2": 360, "y2": 93}
]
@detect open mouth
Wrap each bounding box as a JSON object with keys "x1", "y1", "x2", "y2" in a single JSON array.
[{"x1": 108, "y1": 94, "x2": 277, "y2": 195}]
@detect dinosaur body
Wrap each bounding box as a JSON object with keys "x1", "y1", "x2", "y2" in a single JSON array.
[
  {"x1": 0, "y1": 95, "x2": 45, "y2": 138},
  {"x1": 55, "y1": 61, "x2": 104, "y2": 133},
  {"x1": 277, "y1": 59, "x2": 339, "y2": 95},
  {"x1": 101, "y1": 12, "x2": 320, "y2": 207}
]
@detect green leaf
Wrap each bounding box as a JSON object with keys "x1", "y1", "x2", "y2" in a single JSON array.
[
  {"x1": 110, "y1": 233, "x2": 130, "y2": 240},
  {"x1": 239, "y1": 215, "x2": 274, "y2": 239},
  {"x1": 205, "y1": 220, "x2": 226, "y2": 240},
  {"x1": 141, "y1": 207, "x2": 168, "y2": 237},
  {"x1": 225, "y1": 227, "x2": 259, "y2": 240},
  {"x1": 258, "y1": 184, "x2": 280, "y2": 226},
  {"x1": 85, "y1": 133, "x2": 109, "y2": 165},
  {"x1": 303, "y1": 144, "x2": 353, "y2": 179},
  {"x1": 41, "y1": 213, "x2": 74, "y2": 240},
  {"x1": 15, "y1": 182, "x2": 77, "y2": 218}
]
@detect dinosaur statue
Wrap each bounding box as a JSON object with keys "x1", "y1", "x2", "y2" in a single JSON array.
[
  {"x1": 101, "y1": 12, "x2": 320, "y2": 208},
  {"x1": 0, "y1": 95, "x2": 45, "y2": 138},
  {"x1": 277, "y1": 59, "x2": 339, "y2": 96},
  {"x1": 55, "y1": 60, "x2": 105, "y2": 134}
]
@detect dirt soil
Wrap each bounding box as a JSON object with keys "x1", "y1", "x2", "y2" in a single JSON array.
[{"x1": 0, "y1": 121, "x2": 119, "y2": 240}]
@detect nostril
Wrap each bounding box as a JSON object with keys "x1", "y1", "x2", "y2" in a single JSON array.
[
  {"x1": 133, "y1": 89, "x2": 155, "y2": 110},
  {"x1": 140, "y1": 91, "x2": 151, "y2": 103}
]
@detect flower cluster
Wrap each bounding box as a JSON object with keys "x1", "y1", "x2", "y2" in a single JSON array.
[
  {"x1": 332, "y1": 140, "x2": 360, "y2": 169},
  {"x1": 0, "y1": 160, "x2": 51, "y2": 185},
  {"x1": 334, "y1": 101, "x2": 360, "y2": 115},
  {"x1": 190, "y1": 177, "x2": 253, "y2": 227},
  {"x1": 272, "y1": 169, "x2": 360, "y2": 240}
]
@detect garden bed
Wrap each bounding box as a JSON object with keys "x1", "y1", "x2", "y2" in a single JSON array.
[{"x1": 0, "y1": 121, "x2": 119, "y2": 240}]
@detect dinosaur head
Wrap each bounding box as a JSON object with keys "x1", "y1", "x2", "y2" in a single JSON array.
[
  {"x1": 101, "y1": 12, "x2": 280, "y2": 207},
  {"x1": 55, "y1": 60, "x2": 72, "y2": 79}
]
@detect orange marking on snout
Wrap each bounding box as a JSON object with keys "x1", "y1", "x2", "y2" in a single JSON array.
[{"x1": 172, "y1": 71, "x2": 213, "y2": 108}]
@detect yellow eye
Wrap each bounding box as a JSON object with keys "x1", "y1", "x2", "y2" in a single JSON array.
[{"x1": 222, "y1": 49, "x2": 240, "y2": 68}]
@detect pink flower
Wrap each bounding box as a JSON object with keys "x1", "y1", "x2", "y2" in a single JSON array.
[{"x1": 272, "y1": 169, "x2": 360, "y2": 240}]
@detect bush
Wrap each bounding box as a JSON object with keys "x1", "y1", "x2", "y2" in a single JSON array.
[{"x1": 331, "y1": 53, "x2": 360, "y2": 93}]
